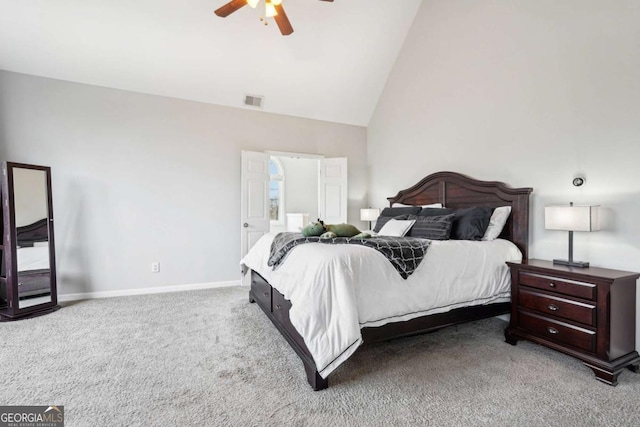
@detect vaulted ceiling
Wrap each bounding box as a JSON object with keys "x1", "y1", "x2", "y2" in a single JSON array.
[{"x1": 0, "y1": 0, "x2": 422, "y2": 126}]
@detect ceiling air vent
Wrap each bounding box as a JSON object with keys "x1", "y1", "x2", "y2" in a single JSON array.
[{"x1": 243, "y1": 94, "x2": 264, "y2": 109}]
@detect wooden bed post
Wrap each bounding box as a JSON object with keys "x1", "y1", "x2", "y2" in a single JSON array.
[{"x1": 304, "y1": 363, "x2": 328, "y2": 391}]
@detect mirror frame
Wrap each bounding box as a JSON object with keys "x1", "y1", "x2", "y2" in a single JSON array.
[{"x1": 0, "y1": 162, "x2": 59, "y2": 321}]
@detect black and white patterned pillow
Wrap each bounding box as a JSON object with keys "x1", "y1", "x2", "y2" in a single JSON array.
[{"x1": 407, "y1": 214, "x2": 455, "y2": 240}]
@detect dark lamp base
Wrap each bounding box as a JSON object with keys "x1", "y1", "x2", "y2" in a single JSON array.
[{"x1": 553, "y1": 259, "x2": 590, "y2": 268}]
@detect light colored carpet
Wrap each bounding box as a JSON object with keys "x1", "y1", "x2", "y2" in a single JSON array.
[{"x1": 1, "y1": 286, "x2": 639, "y2": 426}]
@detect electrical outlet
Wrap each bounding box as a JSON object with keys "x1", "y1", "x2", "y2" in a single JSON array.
[{"x1": 151, "y1": 262, "x2": 160, "y2": 273}]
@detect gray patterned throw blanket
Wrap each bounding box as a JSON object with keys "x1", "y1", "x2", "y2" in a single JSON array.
[{"x1": 268, "y1": 232, "x2": 431, "y2": 279}]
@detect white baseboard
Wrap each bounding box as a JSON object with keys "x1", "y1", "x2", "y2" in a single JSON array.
[
  {"x1": 58, "y1": 280, "x2": 241, "y2": 302},
  {"x1": 497, "y1": 314, "x2": 510, "y2": 322}
]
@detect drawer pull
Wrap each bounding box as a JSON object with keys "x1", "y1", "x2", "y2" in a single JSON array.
[
  {"x1": 547, "y1": 304, "x2": 559, "y2": 311},
  {"x1": 549, "y1": 282, "x2": 556, "y2": 288},
  {"x1": 275, "y1": 304, "x2": 282, "y2": 310},
  {"x1": 263, "y1": 292, "x2": 269, "y2": 297},
  {"x1": 547, "y1": 327, "x2": 559, "y2": 335}
]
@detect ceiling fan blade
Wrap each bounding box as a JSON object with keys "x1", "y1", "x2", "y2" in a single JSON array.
[
  {"x1": 214, "y1": 0, "x2": 247, "y2": 17},
  {"x1": 319, "y1": 0, "x2": 334, "y2": 2},
  {"x1": 273, "y1": 4, "x2": 294, "y2": 36}
]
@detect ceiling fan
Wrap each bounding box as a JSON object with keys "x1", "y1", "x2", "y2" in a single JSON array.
[{"x1": 214, "y1": 0, "x2": 334, "y2": 36}]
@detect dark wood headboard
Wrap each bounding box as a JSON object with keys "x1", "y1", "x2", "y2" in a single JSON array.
[
  {"x1": 387, "y1": 171, "x2": 533, "y2": 258},
  {"x1": 16, "y1": 218, "x2": 49, "y2": 247}
]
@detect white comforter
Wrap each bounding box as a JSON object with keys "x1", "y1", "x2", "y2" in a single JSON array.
[
  {"x1": 17, "y1": 245, "x2": 50, "y2": 271},
  {"x1": 241, "y1": 233, "x2": 522, "y2": 379}
]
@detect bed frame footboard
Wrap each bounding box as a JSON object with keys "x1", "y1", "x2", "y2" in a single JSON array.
[{"x1": 249, "y1": 271, "x2": 509, "y2": 391}]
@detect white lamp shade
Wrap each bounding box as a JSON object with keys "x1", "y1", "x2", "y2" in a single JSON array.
[
  {"x1": 265, "y1": 2, "x2": 277, "y2": 17},
  {"x1": 545, "y1": 205, "x2": 600, "y2": 232},
  {"x1": 360, "y1": 208, "x2": 380, "y2": 222}
]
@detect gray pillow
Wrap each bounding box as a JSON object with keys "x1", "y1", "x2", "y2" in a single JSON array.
[
  {"x1": 373, "y1": 207, "x2": 421, "y2": 232},
  {"x1": 419, "y1": 207, "x2": 494, "y2": 240},
  {"x1": 451, "y1": 207, "x2": 494, "y2": 240},
  {"x1": 407, "y1": 214, "x2": 455, "y2": 240},
  {"x1": 379, "y1": 207, "x2": 422, "y2": 217}
]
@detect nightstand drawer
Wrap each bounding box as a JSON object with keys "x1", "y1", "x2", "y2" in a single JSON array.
[
  {"x1": 519, "y1": 289, "x2": 596, "y2": 326},
  {"x1": 520, "y1": 271, "x2": 596, "y2": 301},
  {"x1": 519, "y1": 310, "x2": 596, "y2": 353},
  {"x1": 506, "y1": 260, "x2": 640, "y2": 385}
]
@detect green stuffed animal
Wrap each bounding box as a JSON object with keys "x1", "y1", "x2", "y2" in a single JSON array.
[
  {"x1": 352, "y1": 232, "x2": 372, "y2": 239},
  {"x1": 301, "y1": 220, "x2": 326, "y2": 237},
  {"x1": 320, "y1": 231, "x2": 337, "y2": 239},
  {"x1": 301, "y1": 219, "x2": 371, "y2": 239}
]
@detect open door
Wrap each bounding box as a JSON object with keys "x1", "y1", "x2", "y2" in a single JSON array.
[
  {"x1": 240, "y1": 151, "x2": 270, "y2": 266},
  {"x1": 318, "y1": 158, "x2": 348, "y2": 224}
]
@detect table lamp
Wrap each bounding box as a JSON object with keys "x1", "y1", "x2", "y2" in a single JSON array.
[
  {"x1": 360, "y1": 208, "x2": 380, "y2": 231},
  {"x1": 544, "y1": 202, "x2": 600, "y2": 268}
]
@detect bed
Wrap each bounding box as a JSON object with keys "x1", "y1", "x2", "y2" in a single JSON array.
[{"x1": 242, "y1": 171, "x2": 532, "y2": 390}]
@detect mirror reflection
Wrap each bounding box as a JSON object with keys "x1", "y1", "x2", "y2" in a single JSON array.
[{"x1": 14, "y1": 167, "x2": 52, "y2": 308}]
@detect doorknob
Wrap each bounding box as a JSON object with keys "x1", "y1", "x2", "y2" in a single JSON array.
[{"x1": 243, "y1": 223, "x2": 249, "y2": 228}]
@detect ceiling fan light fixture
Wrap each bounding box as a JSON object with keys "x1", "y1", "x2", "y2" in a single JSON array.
[
  {"x1": 215, "y1": 0, "x2": 318, "y2": 36},
  {"x1": 265, "y1": 2, "x2": 278, "y2": 17}
]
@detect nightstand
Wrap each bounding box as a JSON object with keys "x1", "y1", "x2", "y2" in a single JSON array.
[{"x1": 505, "y1": 259, "x2": 640, "y2": 386}]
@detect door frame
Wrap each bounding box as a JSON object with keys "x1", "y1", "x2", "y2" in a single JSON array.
[
  {"x1": 241, "y1": 150, "x2": 349, "y2": 283},
  {"x1": 265, "y1": 151, "x2": 325, "y2": 160}
]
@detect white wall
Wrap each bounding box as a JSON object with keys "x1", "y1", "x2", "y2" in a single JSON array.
[
  {"x1": 368, "y1": 0, "x2": 640, "y2": 344},
  {"x1": 0, "y1": 71, "x2": 367, "y2": 296}
]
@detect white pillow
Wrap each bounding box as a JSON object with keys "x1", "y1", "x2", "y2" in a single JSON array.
[
  {"x1": 482, "y1": 206, "x2": 512, "y2": 241},
  {"x1": 377, "y1": 218, "x2": 416, "y2": 237},
  {"x1": 392, "y1": 202, "x2": 443, "y2": 208}
]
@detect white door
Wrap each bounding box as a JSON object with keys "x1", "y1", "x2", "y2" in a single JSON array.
[
  {"x1": 240, "y1": 151, "x2": 270, "y2": 263},
  {"x1": 318, "y1": 158, "x2": 348, "y2": 224}
]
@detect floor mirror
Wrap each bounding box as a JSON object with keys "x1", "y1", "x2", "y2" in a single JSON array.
[{"x1": 0, "y1": 162, "x2": 59, "y2": 321}]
